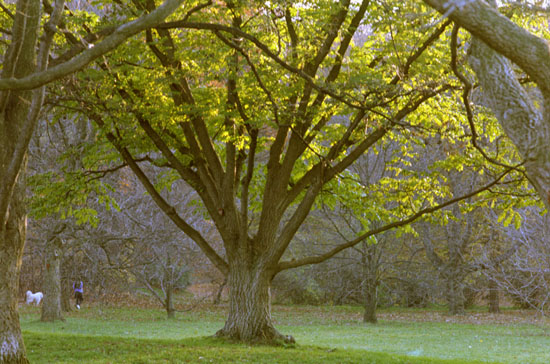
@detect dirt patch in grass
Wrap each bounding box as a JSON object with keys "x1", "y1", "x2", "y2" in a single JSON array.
[
  {"x1": 376, "y1": 310, "x2": 548, "y2": 325},
  {"x1": 270, "y1": 305, "x2": 550, "y2": 327}
]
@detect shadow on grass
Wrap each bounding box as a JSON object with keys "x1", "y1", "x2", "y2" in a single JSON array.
[{"x1": 23, "y1": 331, "x2": 500, "y2": 364}]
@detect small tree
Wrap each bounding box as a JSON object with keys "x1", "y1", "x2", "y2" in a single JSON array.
[
  {"x1": 133, "y1": 242, "x2": 190, "y2": 319},
  {"x1": 482, "y1": 208, "x2": 550, "y2": 313}
]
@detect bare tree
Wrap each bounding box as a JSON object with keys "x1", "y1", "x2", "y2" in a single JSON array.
[
  {"x1": 76, "y1": 165, "x2": 217, "y2": 316},
  {"x1": 481, "y1": 208, "x2": 550, "y2": 313},
  {"x1": 133, "y1": 242, "x2": 191, "y2": 319},
  {"x1": 418, "y1": 212, "x2": 479, "y2": 315}
]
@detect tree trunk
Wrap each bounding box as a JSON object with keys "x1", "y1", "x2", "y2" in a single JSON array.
[
  {"x1": 0, "y1": 181, "x2": 29, "y2": 364},
  {"x1": 362, "y1": 281, "x2": 378, "y2": 324},
  {"x1": 446, "y1": 275, "x2": 465, "y2": 315},
  {"x1": 60, "y1": 271, "x2": 72, "y2": 312},
  {"x1": 215, "y1": 265, "x2": 293, "y2": 343},
  {"x1": 1, "y1": 0, "x2": 42, "y2": 359},
  {"x1": 165, "y1": 286, "x2": 175, "y2": 319},
  {"x1": 41, "y1": 238, "x2": 64, "y2": 322},
  {"x1": 361, "y1": 245, "x2": 378, "y2": 324},
  {"x1": 488, "y1": 278, "x2": 500, "y2": 314}
]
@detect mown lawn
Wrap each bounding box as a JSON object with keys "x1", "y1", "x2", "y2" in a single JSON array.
[{"x1": 19, "y1": 304, "x2": 550, "y2": 363}]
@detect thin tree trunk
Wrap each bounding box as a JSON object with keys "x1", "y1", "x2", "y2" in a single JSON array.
[
  {"x1": 0, "y1": 180, "x2": 29, "y2": 364},
  {"x1": 213, "y1": 277, "x2": 227, "y2": 305},
  {"x1": 447, "y1": 275, "x2": 465, "y2": 315},
  {"x1": 60, "y1": 270, "x2": 72, "y2": 312},
  {"x1": 362, "y1": 281, "x2": 378, "y2": 324},
  {"x1": 165, "y1": 286, "x2": 174, "y2": 319},
  {"x1": 488, "y1": 277, "x2": 500, "y2": 314},
  {"x1": 361, "y1": 245, "x2": 378, "y2": 324},
  {"x1": 41, "y1": 237, "x2": 64, "y2": 322},
  {"x1": 215, "y1": 265, "x2": 293, "y2": 343}
]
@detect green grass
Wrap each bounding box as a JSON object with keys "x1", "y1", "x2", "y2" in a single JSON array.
[
  {"x1": 19, "y1": 304, "x2": 550, "y2": 363},
  {"x1": 23, "y1": 333, "x2": 491, "y2": 364}
]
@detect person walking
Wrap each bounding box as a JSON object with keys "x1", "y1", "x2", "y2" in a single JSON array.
[{"x1": 73, "y1": 280, "x2": 84, "y2": 309}]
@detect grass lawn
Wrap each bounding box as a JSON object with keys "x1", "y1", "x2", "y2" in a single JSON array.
[{"x1": 19, "y1": 304, "x2": 550, "y2": 363}]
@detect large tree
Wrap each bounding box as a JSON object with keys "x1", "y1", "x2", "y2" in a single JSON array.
[
  {"x1": 0, "y1": 0, "x2": 183, "y2": 361},
  {"x1": 2, "y1": 0, "x2": 541, "y2": 352},
  {"x1": 0, "y1": 1, "x2": 65, "y2": 361},
  {"x1": 51, "y1": 0, "x2": 523, "y2": 343}
]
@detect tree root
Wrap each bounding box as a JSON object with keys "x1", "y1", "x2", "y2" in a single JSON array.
[{"x1": 214, "y1": 326, "x2": 295, "y2": 345}]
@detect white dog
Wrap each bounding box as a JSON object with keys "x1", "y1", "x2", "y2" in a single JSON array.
[{"x1": 26, "y1": 290, "x2": 43, "y2": 305}]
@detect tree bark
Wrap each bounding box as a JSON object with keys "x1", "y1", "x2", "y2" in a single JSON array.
[
  {"x1": 40, "y1": 237, "x2": 64, "y2": 322},
  {"x1": 0, "y1": 0, "x2": 41, "y2": 361},
  {"x1": 446, "y1": 272, "x2": 465, "y2": 315},
  {"x1": 361, "y1": 243, "x2": 378, "y2": 324},
  {"x1": 61, "y1": 271, "x2": 72, "y2": 312},
  {"x1": 488, "y1": 276, "x2": 500, "y2": 314},
  {"x1": 362, "y1": 281, "x2": 378, "y2": 324},
  {"x1": 215, "y1": 264, "x2": 293, "y2": 343},
  {"x1": 165, "y1": 287, "x2": 175, "y2": 319},
  {"x1": 468, "y1": 36, "x2": 550, "y2": 207},
  {"x1": 0, "y1": 180, "x2": 28, "y2": 364}
]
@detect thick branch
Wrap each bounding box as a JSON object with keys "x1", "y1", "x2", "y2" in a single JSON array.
[
  {"x1": 303, "y1": 0, "x2": 350, "y2": 77},
  {"x1": 240, "y1": 128, "x2": 257, "y2": 239},
  {"x1": 468, "y1": 34, "x2": 550, "y2": 208},
  {"x1": 0, "y1": 0, "x2": 13, "y2": 19},
  {"x1": 277, "y1": 168, "x2": 512, "y2": 272},
  {"x1": 325, "y1": 0, "x2": 371, "y2": 84},
  {"x1": 0, "y1": 0, "x2": 58, "y2": 226},
  {"x1": 89, "y1": 114, "x2": 229, "y2": 274},
  {"x1": 158, "y1": 21, "x2": 372, "y2": 112},
  {"x1": 0, "y1": 0, "x2": 185, "y2": 90},
  {"x1": 423, "y1": 0, "x2": 550, "y2": 94}
]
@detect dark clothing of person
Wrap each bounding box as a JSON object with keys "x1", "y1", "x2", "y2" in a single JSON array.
[{"x1": 75, "y1": 291, "x2": 83, "y2": 305}]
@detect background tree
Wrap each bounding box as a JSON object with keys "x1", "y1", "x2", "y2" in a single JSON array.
[
  {"x1": 133, "y1": 241, "x2": 191, "y2": 319},
  {"x1": 480, "y1": 208, "x2": 550, "y2": 313},
  {"x1": 85, "y1": 169, "x2": 207, "y2": 318},
  {"x1": 27, "y1": 103, "x2": 95, "y2": 319},
  {"x1": 418, "y1": 211, "x2": 479, "y2": 315}
]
